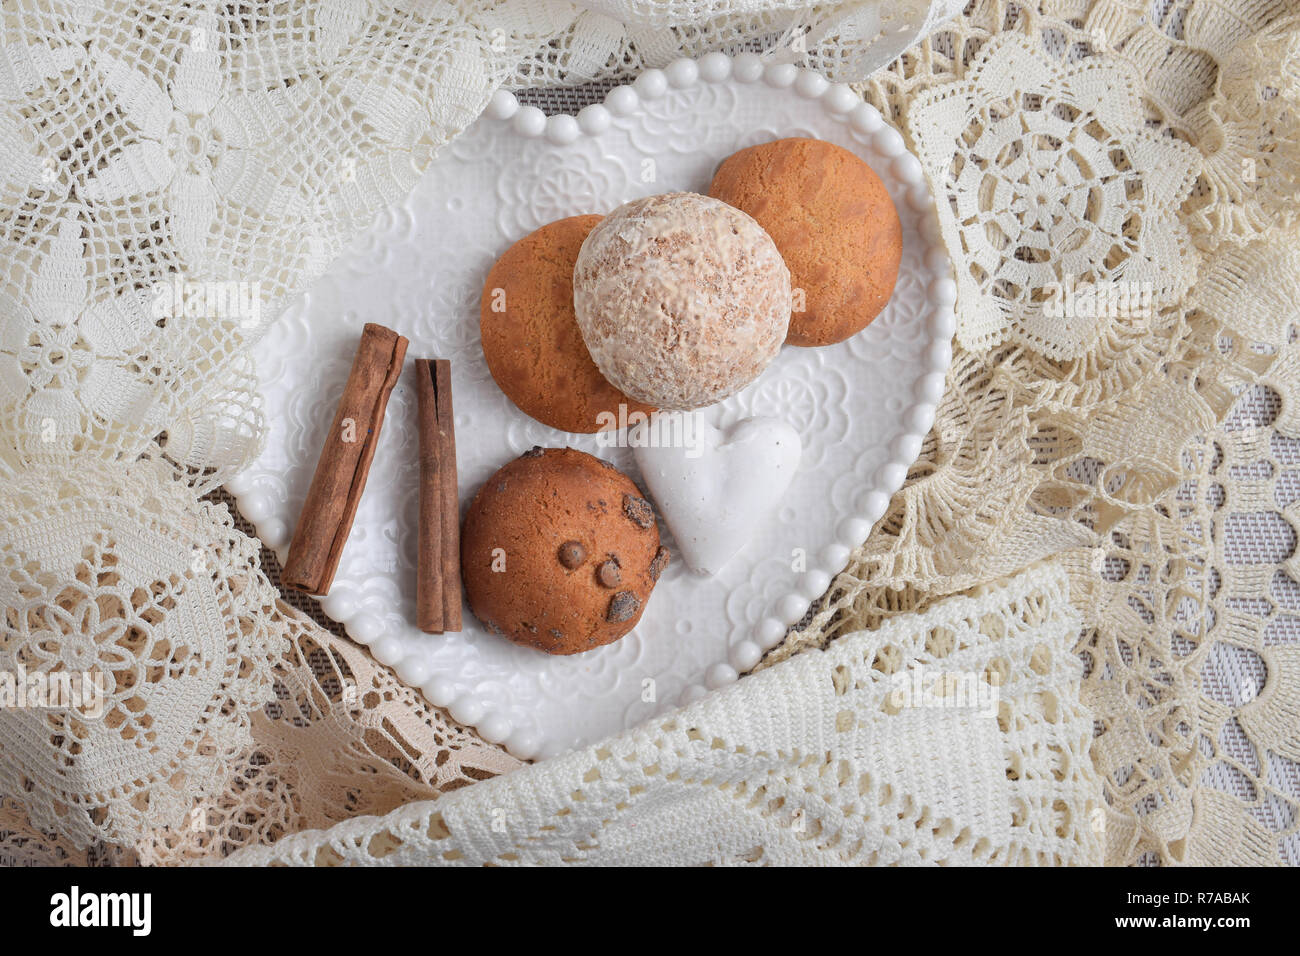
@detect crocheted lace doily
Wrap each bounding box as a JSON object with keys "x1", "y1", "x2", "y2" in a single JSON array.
[
  {"x1": 907, "y1": 31, "x2": 1201, "y2": 357},
  {"x1": 0, "y1": 458, "x2": 283, "y2": 846}
]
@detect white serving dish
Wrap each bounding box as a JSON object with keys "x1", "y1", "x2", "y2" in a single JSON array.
[{"x1": 227, "y1": 53, "x2": 955, "y2": 760}]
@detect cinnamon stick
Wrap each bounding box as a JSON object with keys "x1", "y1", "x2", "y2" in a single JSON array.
[
  {"x1": 283, "y1": 323, "x2": 408, "y2": 596},
  {"x1": 416, "y1": 358, "x2": 461, "y2": 633}
]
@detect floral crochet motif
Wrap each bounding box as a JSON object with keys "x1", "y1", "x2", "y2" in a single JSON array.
[
  {"x1": 0, "y1": 460, "x2": 283, "y2": 847},
  {"x1": 908, "y1": 32, "x2": 1200, "y2": 358}
]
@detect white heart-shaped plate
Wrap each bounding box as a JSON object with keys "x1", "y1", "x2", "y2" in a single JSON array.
[{"x1": 227, "y1": 53, "x2": 956, "y2": 761}]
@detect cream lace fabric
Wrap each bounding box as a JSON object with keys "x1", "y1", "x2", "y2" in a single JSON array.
[
  {"x1": 0, "y1": 457, "x2": 283, "y2": 848},
  {"x1": 226, "y1": 565, "x2": 1102, "y2": 866},
  {"x1": 1, "y1": 590, "x2": 522, "y2": 866},
  {"x1": 1, "y1": 0, "x2": 1298, "y2": 867},
  {"x1": 907, "y1": 31, "x2": 1202, "y2": 357},
  {"x1": 767, "y1": 0, "x2": 1300, "y2": 866}
]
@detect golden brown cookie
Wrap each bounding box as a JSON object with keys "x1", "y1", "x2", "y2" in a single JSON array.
[
  {"x1": 460, "y1": 446, "x2": 669, "y2": 655},
  {"x1": 708, "y1": 138, "x2": 902, "y2": 347},
  {"x1": 481, "y1": 215, "x2": 655, "y2": 433}
]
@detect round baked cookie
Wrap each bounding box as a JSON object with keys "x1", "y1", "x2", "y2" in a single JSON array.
[
  {"x1": 480, "y1": 215, "x2": 655, "y2": 433},
  {"x1": 460, "y1": 446, "x2": 670, "y2": 655},
  {"x1": 572, "y1": 192, "x2": 791, "y2": 410},
  {"x1": 708, "y1": 138, "x2": 902, "y2": 347}
]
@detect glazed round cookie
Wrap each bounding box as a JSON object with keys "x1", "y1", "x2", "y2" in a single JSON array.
[
  {"x1": 708, "y1": 137, "x2": 902, "y2": 347},
  {"x1": 572, "y1": 192, "x2": 791, "y2": 410},
  {"x1": 481, "y1": 215, "x2": 655, "y2": 433},
  {"x1": 460, "y1": 446, "x2": 670, "y2": 655}
]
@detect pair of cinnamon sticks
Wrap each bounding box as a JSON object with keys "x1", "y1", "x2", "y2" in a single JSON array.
[{"x1": 282, "y1": 323, "x2": 461, "y2": 633}]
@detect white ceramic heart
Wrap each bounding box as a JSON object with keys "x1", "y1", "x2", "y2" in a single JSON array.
[{"x1": 633, "y1": 414, "x2": 802, "y2": 576}]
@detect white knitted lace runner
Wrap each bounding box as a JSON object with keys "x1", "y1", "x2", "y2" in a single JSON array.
[{"x1": 225, "y1": 565, "x2": 1102, "y2": 866}]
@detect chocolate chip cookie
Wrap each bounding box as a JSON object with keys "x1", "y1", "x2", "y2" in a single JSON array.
[{"x1": 460, "y1": 446, "x2": 669, "y2": 654}]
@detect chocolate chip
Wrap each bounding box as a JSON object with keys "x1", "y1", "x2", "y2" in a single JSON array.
[
  {"x1": 549, "y1": 628, "x2": 564, "y2": 640},
  {"x1": 521, "y1": 446, "x2": 544, "y2": 458},
  {"x1": 606, "y1": 590, "x2": 640, "y2": 623},
  {"x1": 649, "y1": 546, "x2": 670, "y2": 582},
  {"x1": 558, "y1": 540, "x2": 586, "y2": 569},
  {"x1": 596, "y1": 559, "x2": 621, "y2": 588},
  {"x1": 623, "y1": 494, "x2": 655, "y2": 529}
]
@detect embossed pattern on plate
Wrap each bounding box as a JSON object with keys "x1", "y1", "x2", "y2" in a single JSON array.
[{"x1": 226, "y1": 54, "x2": 956, "y2": 761}]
